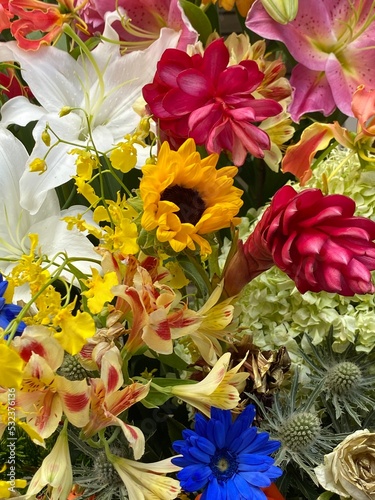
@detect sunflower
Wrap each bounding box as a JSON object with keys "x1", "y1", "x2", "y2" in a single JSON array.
[{"x1": 140, "y1": 139, "x2": 243, "y2": 255}]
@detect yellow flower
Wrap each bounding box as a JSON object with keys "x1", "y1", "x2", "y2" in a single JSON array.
[
  {"x1": 82, "y1": 268, "x2": 118, "y2": 314},
  {"x1": 69, "y1": 148, "x2": 99, "y2": 180},
  {"x1": 73, "y1": 177, "x2": 100, "y2": 206},
  {"x1": 53, "y1": 302, "x2": 95, "y2": 355},
  {"x1": 110, "y1": 141, "x2": 138, "y2": 173},
  {"x1": 140, "y1": 139, "x2": 243, "y2": 255},
  {"x1": 29, "y1": 158, "x2": 47, "y2": 174},
  {"x1": 201, "y1": 0, "x2": 255, "y2": 17},
  {"x1": 0, "y1": 343, "x2": 24, "y2": 389},
  {"x1": 170, "y1": 352, "x2": 249, "y2": 416},
  {"x1": 0, "y1": 478, "x2": 27, "y2": 498}
]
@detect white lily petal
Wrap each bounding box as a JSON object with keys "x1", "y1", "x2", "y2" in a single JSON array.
[
  {"x1": 20, "y1": 114, "x2": 82, "y2": 214},
  {"x1": 0, "y1": 127, "x2": 98, "y2": 282},
  {"x1": 0, "y1": 41, "x2": 85, "y2": 111},
  {"x1": 1, "y1": 27, "x2": 180, "y2": 214},
  {"x1": 0, "y1": 96, "x2": 47, "y2": 128}
]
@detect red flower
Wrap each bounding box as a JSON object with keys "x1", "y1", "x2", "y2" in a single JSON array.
[
  {"x1": 142, "y1": 38, "x2": 282, "y2": 166},
  {"x1": 224, "y1": 185, "x2": 375, "y2": 297}
]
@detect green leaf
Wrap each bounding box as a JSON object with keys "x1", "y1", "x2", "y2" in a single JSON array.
[
  {"x1": 152, "y1": 352, "x2": 189, "y2": 371},
  {"x1": 152, "y1": 377, "x2": 197, "y2": 388},
  {"x1": 179, "y1": 0, "x2": 212, "y2": 45}
]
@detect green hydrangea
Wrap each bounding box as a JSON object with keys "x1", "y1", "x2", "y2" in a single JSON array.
[{"x1": 236, "y1": 147, "x2": 375, "y2": 357}]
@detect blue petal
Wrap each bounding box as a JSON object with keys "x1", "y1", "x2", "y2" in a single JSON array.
[
  {"x1": 213, "y1": 419, "x2": 226, "y2": 449},
  {"x1": 195, "y1": 435, "x2": 217, "y2": 456},
  {"x1": 202, "y1": 477, "x2": 224, "y2": 500},
  {"x1": 266, "y1": 465, "x2": 283, "y2": 480},
  {"x1": 188, "y1": 445, "x2": 212, "y2": 464},
  {"x1": 177, "y1": 464, "x2": 212, "y2": 491},
  {"x1": 247, "y1": 436, "x2": 281, "y2": 455},
  {"x1": 211, "y1": 407, "x2": 232, "y2": 434},
  {"x1": 238, "y1": 454, "x2": 274, "y2": 467},
  {"x1": 195, "y1": 413, "x2": 208, "y2": 437},
  {"x1": 230, "y1": 427, "x2": 258, "y2": 453},
  {"x1": 233, "y1": 472, "x2": 255, "y2": 497},
  {"x1": 240, "y1": 471, "x2": 271, "y2": 488},
  {"x1": 225, "y1": 405, "x2": 256, "y2": 446}
]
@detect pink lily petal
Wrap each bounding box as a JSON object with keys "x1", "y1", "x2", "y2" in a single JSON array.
[
  {"x1": 289, "y1": 64, "x2": 336, "y2": 122},
  {"x1": 246, "y1": 0, "x2": 334, "y2": 71}
]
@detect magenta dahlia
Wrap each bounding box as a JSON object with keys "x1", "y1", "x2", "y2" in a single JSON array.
[
  {"x1": 142, "y1": 38, "x2": 282, "y2": 166},
  {"x1": 224, "y1": 185, "x2": 375, "y2": 297}
]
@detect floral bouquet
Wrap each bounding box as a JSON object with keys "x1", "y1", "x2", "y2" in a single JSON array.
[{"x1": 1, "y1": 0, "x2": 375, "y2": 499}]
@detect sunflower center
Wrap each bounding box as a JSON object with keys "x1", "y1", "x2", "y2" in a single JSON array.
[
  {"x1": 210, "y1": 449, "x2": 238, "y2": 481},
  {"x1": 160, "y1": 185, "x2": 206, "y2": 225}
]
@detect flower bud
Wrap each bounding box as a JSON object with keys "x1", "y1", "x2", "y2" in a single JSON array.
[
  {"x1": 41, "y1": 128, "x2": 51, "y2": 147},
  {"x1": 260, "y1": 0, "x2": 298, "y2": 24}
]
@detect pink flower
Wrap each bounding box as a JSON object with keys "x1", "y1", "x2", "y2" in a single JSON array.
[
  {"x1": 224, "y1": 186, "x2": 375, "y2": 296},
  {"x1": 143, "y1": 38, "x2": 282, "y2": 166},
  {"x1": 246, "y1": 0, "x2": 375, "y2": 122},
  {"x1": 75, "y1": 0, "x2": 197, "y2": 51}
]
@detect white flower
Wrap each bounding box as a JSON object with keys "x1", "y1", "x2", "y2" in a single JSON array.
[
  {"x1": 108, "y1": 453, "x2": 181, "y2": 500},
  {"x1": 25, "y1": 423, "x2": 73, "y2": 500},
  {"x1": 0, "y1": 127, "x2": 97, "y2": 281},
  {"x1": 315, "y1": 429, "x2": 375, "y2": 500},
  {"x1": 0, "y1": 12, "x2": 180, "y2": 214}
]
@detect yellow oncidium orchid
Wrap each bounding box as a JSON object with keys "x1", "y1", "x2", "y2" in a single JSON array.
[{"x1": 82, "y1": 268, "x2": 118, "y2": 315}]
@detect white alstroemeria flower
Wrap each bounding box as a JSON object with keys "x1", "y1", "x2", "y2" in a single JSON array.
[
  {"x1": 0, "y1": 12, "x2": 180, "y2": 214},
  {"x1": 0, "y1": 127, "x2": 98, "y2": 279}
]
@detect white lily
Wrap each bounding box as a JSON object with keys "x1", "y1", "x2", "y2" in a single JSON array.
[
  {"x1": 0, "y1": 127, "x2": 98, "y2": 280},
  {"x1": 0, "y1": 11, "x2": 180, "y2": 214}
]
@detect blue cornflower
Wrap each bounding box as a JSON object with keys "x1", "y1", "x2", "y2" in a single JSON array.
[
  {"x1": 172, "y1": 405, "x2": 282, "y2": 500},
  {"x1": 0, "y1": 274, "x2": 25, "y2": 335}
]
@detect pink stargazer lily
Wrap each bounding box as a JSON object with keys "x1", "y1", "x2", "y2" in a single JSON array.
[
  {"x1": 82, "y1": 347, "x2": 150, "y2": 460},
  {"x1": 143, "y1": 38, "x2": 282, "y2": 166},
  {"x1": 13, "y1": 326, "x2": 90, "y2": 439},
  {"x1": 75, "y1": 0, "x2": 197, "y2": 51},
  {"x1": 246, "y1": 0, "x2": 375, "y2": 121}
]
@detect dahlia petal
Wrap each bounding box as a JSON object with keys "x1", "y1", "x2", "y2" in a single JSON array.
[
  {"x1": 158, "y1": 48, "x2": 194, "y2": 86},
  {"x1": 162, "y1": 87, "x2": 208, "y2": 116},
  {"x1": 177, "y1": 68, "x2": 212, "y2": 96},
  {"x1": 216, "y1": 65, "x2": 250, "y2": 96},
  {"x1": 201, "y1": 38, "x2": 229, "y2": 85},
  {"x1": 232, "y1": 99, "x2": 283, "y2": 122}
]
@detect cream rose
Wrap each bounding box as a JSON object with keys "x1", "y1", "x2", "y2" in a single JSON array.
[{"x1": 315, "y1": 429, "x2": 375, "y2": 499}]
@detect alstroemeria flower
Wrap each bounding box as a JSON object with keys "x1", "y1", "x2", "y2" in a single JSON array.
[
  {"x1": 224, "y1": 185, "x2": 375, "y2": 297},
  {"x1": 169, "y1": 352, "x2": 249, "y2": 416},
  {"x1": 0, "y1": 12, "x2": 180, "y2": 214},
  {"x1": 0, "y1": 128, "x2": 98, "y2": 279},
  {"x1": 112, "y1": 262, "x2": 197, "y2": 355},
  {"x1": 81, "y1": 347, "x2": 150, "y2": 460},
  {"x1": 107, "y1": 452, "x2": 181, "y2": 500},
  {"x1": 26, "y1": 422, "x2": 73, "y2": 500},
  {"x1": 143, "y1": 38, "x2": 282, "y2": 166},
  {"x1": 246, "y1": 0, "x2": 375, "y2": 121},
  {"x1": 14, "y1": 326, "x2": 90, "y2": 439},
  {"x1": 75, "y1": 0, "x2": 197, "y2": 51}
]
